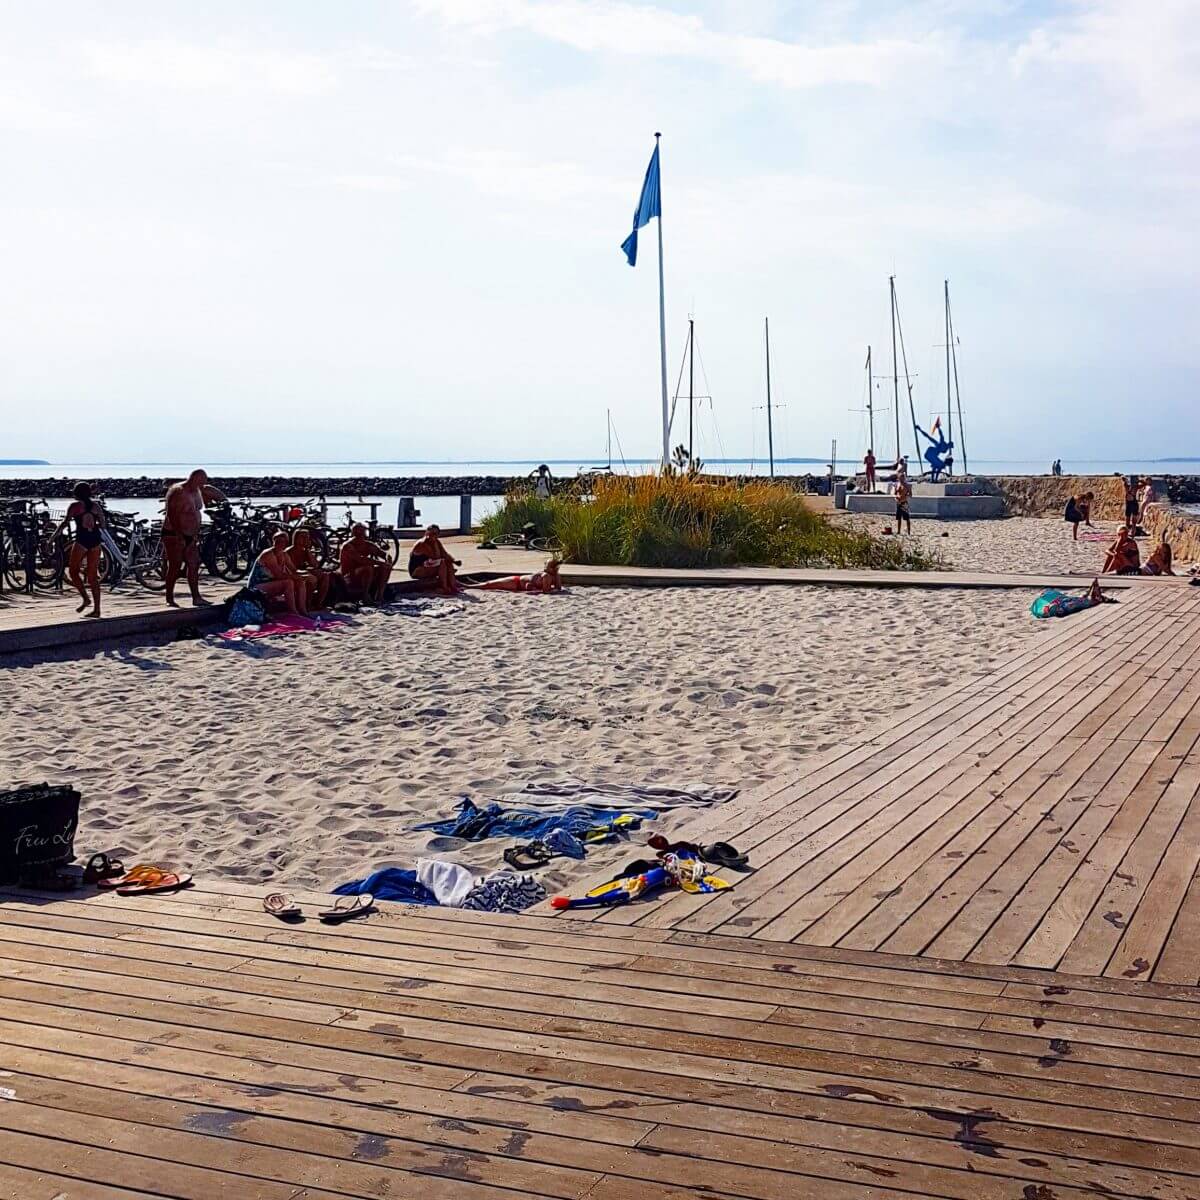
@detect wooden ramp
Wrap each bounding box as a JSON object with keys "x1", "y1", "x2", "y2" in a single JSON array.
[
  {"x1": 1, "y1": 881, "x2": 1200, "y2": 1199},
  {"x1": 566, "y1": 584, "x2": 1200, "y2": 986}
]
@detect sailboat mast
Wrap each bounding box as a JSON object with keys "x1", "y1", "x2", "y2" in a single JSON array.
[
  {"x1": 890, "y1": 277, "x2": 900, "y2": 465},
  {"x1": 865, "y1": 345, "x2": 874, "y2": 457},
  {"x1": 688, "y1": 316, "x2": 695, "y2": 464},
  {"x1": 765, "y1": 317, "x2": 775, "y2": 478},
  {"x1": 606, "y1": 408, "x2": 612, "y2": 470},
  {"x1": 947, "y1": 286, "x2": 967, "y2": 474},
  {"x1": 944, "y1": 280, "x2": 953, "y2": 475}
]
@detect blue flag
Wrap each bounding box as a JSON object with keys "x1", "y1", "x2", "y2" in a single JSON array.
[{"x1": 620, "y1": 143, "x2": 661, "y2": 267}]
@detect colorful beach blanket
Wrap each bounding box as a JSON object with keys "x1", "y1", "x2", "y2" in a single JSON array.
[
  {"x1": 218, "y1": 613, "x2": 350, "y2": 642},
  {"x1": 1030, "y1": 589, "x2": 1097, "y2": 619},
  {"x1": 413, "y1": 797, "x2": 648, "y2": 843}
]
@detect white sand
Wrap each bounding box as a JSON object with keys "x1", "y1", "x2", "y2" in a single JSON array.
[
  {"x1": 831, "y1": 513, "x2": 1132, "y2": 576},
  {"x1": 3, "y1": 586, "x2": 1047, "y2": 898}
]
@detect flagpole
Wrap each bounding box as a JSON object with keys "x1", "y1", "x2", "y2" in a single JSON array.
[{"x1": 654, "y1": 132, "x2": 669, "y2": 468}]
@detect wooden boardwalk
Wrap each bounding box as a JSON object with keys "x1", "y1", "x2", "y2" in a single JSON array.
[
  {"x1": 564, "y1": 583, "x2": 1200, "y2": 986},
  {"x1": 2, "y1": 879, "x2": 1200, "y2": 1199}
]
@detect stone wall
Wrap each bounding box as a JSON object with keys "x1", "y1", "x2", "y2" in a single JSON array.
[
  {"x1": 0, "y1": 475, "x2": 523, "y2": 500},
  {"x1": 1142, "y1": 504, "x2": 1200, "y2": 566},
  {"x1": 982, "y1": 475, "x2": 1200, "y2": 520}
]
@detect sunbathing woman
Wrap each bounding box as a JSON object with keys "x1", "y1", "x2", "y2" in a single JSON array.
[
  {"x1": 1142, "y1": 538, "x2": 1174, "y2": 576},
  {"x1": 408, "y1": 524, "x2": 461, "y2": 596},
  {"x1": 287, "y1": 529, "x2": 332, "y2": 610},
  {"x1": 249, "y1": 531, "x2": 307, "y2": 616},
  {"x1": 53, "y1": 481, "x2": 105, "y2": 618},
  {"x1": 469, "y1": 559, "x2": 563, "y2": 593},
  {"x1": 1102, "y1": 528, "x2": 1141, "y2": 575}
]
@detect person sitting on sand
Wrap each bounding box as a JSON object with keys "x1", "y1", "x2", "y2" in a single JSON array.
[
  {"x1": 162, "y1": 468, "x2": 226, "y2": 608},
  {"x1": 54, "y1": 481, "x2": 106, "y2": 619},
  {"x1": 469, "y1": 559, "x2": 563, "y2": 594},
  {"x1": 894, "y1": 478, "x2": 912, "y2": 534},
  {"x1": 249, "y1": 531, "x2": 307, "y2": 616},
  {"x1": 340, "y1": 523, "x2": 392, "y2": 603},
  {"x1": 1064, "y1": 491, "x2": 1094, "y2": 541},
  {"x1": 407, "y1": 524, "x2": 461, "y2": 596},
  {"x1": 1102, "y1": 527, "x2": 1141, "y2": 575},
  {"x1": 287, "y1": 529, "x2": 332, "y2": 610},
  {"x1": 1141, "y1": 537, "x2": 1174, "y2": 576}
]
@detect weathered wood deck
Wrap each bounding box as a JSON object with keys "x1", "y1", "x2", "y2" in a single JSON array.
[
  {"x1": 2, "y1": 879, "x2": 1200, "y2": 1199},
  {"x1": 564, "y1": 583, "x2": 1200, "y2": 988}
]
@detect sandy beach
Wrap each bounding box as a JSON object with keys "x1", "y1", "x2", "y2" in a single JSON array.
[
  {"x1": 831, "y1": 513, "x2": 1155, "y2": 575},
  {"x1": 3, "y1": 584, "x2": 1048, "y2": 899}
]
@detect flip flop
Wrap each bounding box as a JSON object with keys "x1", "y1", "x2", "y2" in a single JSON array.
[
  {"x1": 264, "y1": 892, "x2": 301, "y2": 919},
  {"x1": 97, "y1": 863, "x2": 164, "y2": 891},
  {"x1": 701, "y1": 841, "x2": 751, "y2": 871},
  {"x1": 318, "y1": 893, "x2": 374, "y2": 923},
  {"x1": 116, "y1": 870, "x2": 192, "y2": 895},
  {"x1": 83, "y1": 853, "x2": 125, "y2": 885},
  {"x1": 503, "y1": 841, "x2": 553, "y2": 870}
]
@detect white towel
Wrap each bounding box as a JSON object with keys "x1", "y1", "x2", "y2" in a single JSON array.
[{"x1": 416, "y1": 858, "x2": 478, "y2": 908}]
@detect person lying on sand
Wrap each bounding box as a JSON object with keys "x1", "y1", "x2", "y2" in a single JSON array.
[
  {"x1": 162, "y1": 468, "x2": 226, "y2": 608},
  {"x1": 54, "y1": 481, "x2": 105, "y2": 619},
  {"x1": 1102, "y1": 527, "x2": 1141, "y2": 575},
  {"x1": 249, "y1": 531, "x2": 307, "y2": 616},
  {"x1": 469, "y1": 559, "x2": 563, "y2": 594},
  {"x1": 407, "y1": 524, "x2": 461, "y2": 596},
  {"x1": 340, "y1": 523, "x2": 392, "y2": 603},
  {"x1": 287, "y1": 529, "x2": 332, "y2": 610},
  {"x1": 1141, "y1": 538, "x2": 1174, "y2": 576}
]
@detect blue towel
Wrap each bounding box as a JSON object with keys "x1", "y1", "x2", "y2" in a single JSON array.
[
  {"x1": 412, "y1": 797, "x2": 649, "y2": 843},
  {"x1": 332, "y1": 867, "x2": 438, "y2": 905}
]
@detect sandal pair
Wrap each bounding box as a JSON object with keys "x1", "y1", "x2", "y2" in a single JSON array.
[
  {"x1": 98, "y1": 863, "x2": 193, "y2": 895},
  {"x1": 504, "y1": 841, "x2": 554, "y2": 871},
  {"x1": 264, "y1": 892, "x2": 374, "y2": 923}
]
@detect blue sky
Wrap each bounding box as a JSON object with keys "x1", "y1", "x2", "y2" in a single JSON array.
[{"x1": 0, "y1": 0, "x2": 1196, "y2": 464}]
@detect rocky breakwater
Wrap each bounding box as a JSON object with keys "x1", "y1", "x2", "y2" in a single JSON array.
[
  {"x1": 0, "y1": 475, "x2": 522, "y2": 500},
  {"x1": 1142, "y1": 504, "x2": 1200, "y2": 566}
]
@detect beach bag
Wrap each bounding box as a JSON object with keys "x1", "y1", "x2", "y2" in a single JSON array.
[
  {"x1": 0, "y1": 783, "x2": 80, "y2": 883},
  {"x1": 225, "y1": 587, "x2": 268, "y2": 627}
]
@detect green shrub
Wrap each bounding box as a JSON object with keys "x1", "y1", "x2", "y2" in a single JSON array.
[{"x1": 480, "y1": 474, "x2": 936, "y2": 571}]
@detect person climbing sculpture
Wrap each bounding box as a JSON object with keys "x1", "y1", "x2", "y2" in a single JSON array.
[{"x1": 916, "y1": 418, "x2": 954, "y2": 482}]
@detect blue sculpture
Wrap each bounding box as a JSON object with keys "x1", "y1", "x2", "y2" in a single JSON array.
[{"x1": 916, "y1": 420, "x2": 954, "y2": 481}]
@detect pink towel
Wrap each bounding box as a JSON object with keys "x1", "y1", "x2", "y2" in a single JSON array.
[{"x1": 218, "y1": 614, "x2": 349, "y2": 642}]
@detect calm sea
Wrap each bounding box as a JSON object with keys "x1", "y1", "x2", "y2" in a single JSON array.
[{"x1": 5, "y1": 459, "x2": 1197, "y2": 525}]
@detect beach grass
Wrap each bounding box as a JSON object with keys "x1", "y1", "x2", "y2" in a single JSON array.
[{"x1": 480, "y1": 474, "x2": 937, "y2": 570}]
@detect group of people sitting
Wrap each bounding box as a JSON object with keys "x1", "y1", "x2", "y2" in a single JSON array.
[
  {"x1": 1101, "y1": 528, "x2": 1174, "y2": 577},
  {"x1": 248, "y1": 521, "x2": 563, "y2": 617},
  {"x1": 248, "y1": 523, "x2": 398, "y2": 616}
]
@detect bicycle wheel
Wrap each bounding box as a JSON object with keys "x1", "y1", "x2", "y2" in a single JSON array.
[
  {"x1": 134, "y1": 537, "x2": 167, "y2": 591},
  {"x1": 212, "y1": 529, "x2": 246, "y2": 580},
  {"x1": 32, "y1": 535, "x2": 65, "y2": 590},
  {"x1": 528, "y1": 536, "x2": 562, "y2": 554}
]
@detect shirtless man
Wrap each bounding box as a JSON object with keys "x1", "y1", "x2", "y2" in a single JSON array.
[
  {"x1": 162, "y1": 469, "x2": 226, "y2": 607},
  {"x1": 339, "y1": 523, "x2": 392, "y2": 603},
  {"x1": 1121, "y1": 474, "x2": 1139, "y2": 531},
  {"x1": 1102, "y1": 527, "x2": 1140, "y2": 575},
  {"x1": 863, "y1": 449, "x2": 877, "y2": 494},
  {"x1": 894, "y1": 478, "x2": 913, "y2": 535},
  {"x1": 287, "y1": 529, "x2": 332, "y2": 610},
  {"x1": 249, "y1": 531, "x2": 307, "y2": 616}
]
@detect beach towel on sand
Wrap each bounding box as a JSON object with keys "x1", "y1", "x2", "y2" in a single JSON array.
[
  {"x1": 219, "y1": 613, "x2": 350, "y2": 642},
  {"x1": 413, "y1": 797, "x2": 648, "y2": 843},
  {"x1": 495, "y1": 779, "x2": 738, "y2": 813},
  {"x1": 332, "y1": 867, "x2": 437, "y2": 905}
]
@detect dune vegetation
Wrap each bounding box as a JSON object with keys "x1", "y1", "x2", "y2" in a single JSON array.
[{"x1": 480, "y1": 473, "x2": 936, "y2": 570}]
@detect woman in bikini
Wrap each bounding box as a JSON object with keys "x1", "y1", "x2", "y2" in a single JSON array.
[
  {"x1": 408, "y1": 524, "x2": 461, "y2": 596},
  {"x1": 54, "y1": 482, "x2": 106, "y2": 618},
  {"x1": 248, "y1": 531, "x2": 307, "y2": 616},
  {"x1": 469, "y1": 559, "x2": 563, "y2": 593},
  {"x1": 1141, "y1": 538, "x2": 1174, "y2": 576}
]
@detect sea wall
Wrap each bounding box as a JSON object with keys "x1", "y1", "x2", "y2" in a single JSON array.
[
  {"x1": 1142, "y1": 504, "x2": 1200, "y2": 565},
  {"x1": 981, "y1": 475, "x2": 1200, "y2": 520},
  {"x1": 0, "y1": 475, "x2": 523, "y2": 500}
]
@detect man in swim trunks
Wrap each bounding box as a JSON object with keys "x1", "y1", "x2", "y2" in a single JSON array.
[
  {"x1": 894, "y1": 478, "x2": 912, "y2": 535},
  {"x1": 287, "y1": 529, "x2": 332, "y2": 610},
  {"x1": 863, "y1": 449, "x2": 876, "y2": 493},
  {"x1": 339, "y1": 523, "x2": 392, "y2": 603},
  {"x1": 1122, "y1": 474, "x2": 1139, "y2": 531},
  {"x1": 54, "y1": 481, "x2": 106, "y2": 619},
  {"x1": 162, "y1": 469, "x2": 226, "y2": 607}
]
